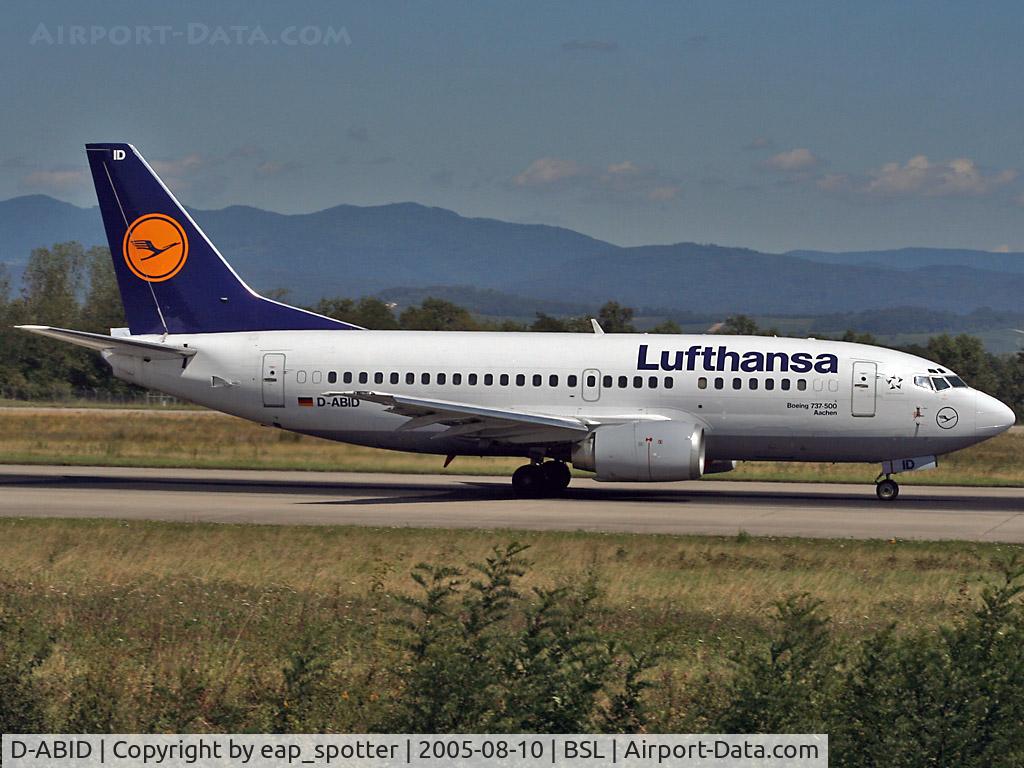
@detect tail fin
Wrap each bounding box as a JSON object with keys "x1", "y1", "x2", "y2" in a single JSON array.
[{"x1": 85, "y1": 143, "x2": 360, "y2": 335}]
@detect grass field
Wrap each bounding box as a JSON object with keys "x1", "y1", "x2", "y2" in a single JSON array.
[
  {"x1": 1, "y1": 517, "x2": 1020, "y2": 730},
  {"x1": 0, "y1": 409, "x2": 1021, "y2": 485}
]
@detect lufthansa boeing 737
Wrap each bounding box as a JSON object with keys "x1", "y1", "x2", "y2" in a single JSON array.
[{"x1": 18, "y1": 144, "x2": 1016, "y2": 500}]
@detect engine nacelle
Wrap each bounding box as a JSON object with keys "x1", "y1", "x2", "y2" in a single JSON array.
[{"x1": 571, "y1": 420, "x2": 705, "y2": 482}]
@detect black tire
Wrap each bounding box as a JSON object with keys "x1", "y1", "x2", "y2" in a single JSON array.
[
  {"x1": 541, "y1": 461, "x2": 572, "y2": 491},
  {"x1": 512, "y1": 464, "x2": 544, "y2": 498},
  {"x1": 876, "y1": 478, "x2": 899, "y2": 501}
]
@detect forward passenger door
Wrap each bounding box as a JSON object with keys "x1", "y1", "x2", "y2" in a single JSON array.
[{"x1": 851, "y1": 361, "x2": 876, "y2": 417}]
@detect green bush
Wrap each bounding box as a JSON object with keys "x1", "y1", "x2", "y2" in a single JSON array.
[{"x1": 378, "y1": 542, "x2": 658, "y2": 732}]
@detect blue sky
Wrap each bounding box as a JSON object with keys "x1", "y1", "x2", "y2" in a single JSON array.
[{"x1": 3, "y1": 1, "x2": 1024, "y2": 252}]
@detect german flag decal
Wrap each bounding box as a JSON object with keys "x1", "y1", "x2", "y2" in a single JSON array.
[{"x1": 297, "y1": 397, "x2": 314, "y2": 407}]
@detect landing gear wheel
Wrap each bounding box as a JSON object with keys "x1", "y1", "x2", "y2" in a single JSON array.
[
  {"x1": 540, "y1": 461, "x2": 572, "y2": 492},
  {"x1": 512, "y1": 464, "x2": 545, "y2": 498},
  {"x1": 876, "y1": 478, "x2": 899, "y2": 501}
]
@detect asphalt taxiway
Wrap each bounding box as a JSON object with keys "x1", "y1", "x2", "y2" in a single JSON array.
[{"x1": 0, "y1": 464, "x2": 1021, "y2": 542}]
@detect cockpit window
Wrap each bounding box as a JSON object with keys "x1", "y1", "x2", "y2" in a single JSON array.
[
  {"x1": 914, "y1": 375, "x2": 933, "y2": 390},
  {"x1": 946, "y1": 375, "x2": 968, "y2": 388},
  {"x1": 932, "y1": 377, "x2": 951, "y2": 391}
]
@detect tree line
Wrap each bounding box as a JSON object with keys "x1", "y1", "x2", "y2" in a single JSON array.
[{"x1": 2, "y1": 242, "x2": 1023, "y2": 416}]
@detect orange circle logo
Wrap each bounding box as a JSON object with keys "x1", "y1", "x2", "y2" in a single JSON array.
[{"x1": 122, "y1": 213, "x2": 189, "y2": 282}]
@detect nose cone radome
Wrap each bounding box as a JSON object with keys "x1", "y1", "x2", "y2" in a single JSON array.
[{"x1": 975, "y1": 391, "x2": 1016, "y2": 435}]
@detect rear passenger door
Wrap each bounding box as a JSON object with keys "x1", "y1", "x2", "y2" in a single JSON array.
[{"x1": 262, "y1": 353, "x2": 286, "y2": 407}]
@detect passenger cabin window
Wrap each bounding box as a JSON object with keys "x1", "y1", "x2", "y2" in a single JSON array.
[
  {"x1": 664, "y1": 377, "x2": 673, "y2": 389},
  {"x1": 797, "y1": 379, "x2": 807, "y2": 391},
  {"x1": 586, "y1": 374, "x2": 596, "y2": 387},
  {"x1": 714, "y1": 377, "x2": 724, "y2": 390},
  {"x1": 749, "y1": 378, "x2": 758, "y2": 390},
  {"x1": 618, "y1": 376, "x2": 628, "y2": 388},
  {"x1": 422, "y1": 373, "x2": 430, "y2": 385},
  {"x1": 698, "y1": 377, "x2": 708, "y2": 390},
  {"x1": 327, "y1": 371, "x2": 336, "y2": 384},
  {"x1": 533, "y1": 374, "x2": 542, "y2": 387},
  {"x1": 765, "y1": 378, "x2": 775, "y2": 391},
  {"x1": 343, "y1": 372, "x2": 352, "y2": 384},
  {"x1": 452, "y1": 373, "x2": 462, "y2": 385},
  {"x1": 406, "y1": 372, "x2": 415, "y2": 385},
  {"x1": 437, "y1": 373, "x2": 446, "y2": 385},
  {"x1": 603, "y1": 375, "x2": 612, "y2": 388},
  {"x1": 781, "y1": 379, "x2": 791, "y2": 391},
  {"x1": 932, "y1": 377, "x2": 951, "y2": 391},
  {"x1": 358, "y1": 372, "x2": 368, "y2": 384},
  {"x1": 500, "y1": 374, "x2": 509, "y2": 386},
  {"x1": 648, "y1": 376, "x2": 658, "y2": 388},
  {"x1": 484, "y1": 373, "x2": 493, "y2": 386},
  {"x1": 312, "y1": 371, "x2": 322, "y2": 384},
  {"x1": 468, "y1": 373, "x2": 478, "y2": 385},
  {"x1": 732, "y1": 377, "x2": 742, "y2": 390},
  {"x1": 568, "y1": 375, "x2": 578, "y2": 387},
  {"x1": 297, "y1": 371, "x2": 307, "y2": 384},
  {"x1": 390, "y1": 372, "x2": 400, "y2": 384},
  {"x1": 516, "y1": 374, "x2": 525, "y2": 386},
  {"x1": 374, "y1": 372, "x2": 383, "y2": 384},
  {"x1": 549, "y1": 375, "x2": 558, "y2": 387}
]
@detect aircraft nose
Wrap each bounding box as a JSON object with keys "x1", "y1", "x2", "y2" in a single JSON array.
[{"x1": 975, "y1": 391, "x2": 1015, "y2": 435}]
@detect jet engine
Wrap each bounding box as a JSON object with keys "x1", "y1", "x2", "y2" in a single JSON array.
[{"x1": 571, "y1": 420, "x2": 705, "y2": 481}]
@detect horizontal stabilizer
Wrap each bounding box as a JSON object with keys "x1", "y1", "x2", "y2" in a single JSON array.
[{"x1": 15, "y1": 325, "x2": 196, "y2": 360}]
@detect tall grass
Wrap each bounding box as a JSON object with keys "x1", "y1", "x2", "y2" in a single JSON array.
[
  {"x1": 0, "y1": 519, "x2": 1021, "y2": 740},
  {"x1": 0, "y1": 410, "x2": 1020, "y2": 485}
]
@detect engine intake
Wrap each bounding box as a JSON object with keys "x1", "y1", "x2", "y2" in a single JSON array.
[{"x1": 572, "y1": 420, "x2": 705, "y2": 482}]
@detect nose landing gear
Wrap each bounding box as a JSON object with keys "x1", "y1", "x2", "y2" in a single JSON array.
[{"x1": 511, "y1": 460, "x2": 571, "y2": 498}]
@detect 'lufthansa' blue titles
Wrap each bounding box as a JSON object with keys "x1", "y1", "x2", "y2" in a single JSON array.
[{"x1": 637, "y1": 344, "x2": 839, "y2": 374}]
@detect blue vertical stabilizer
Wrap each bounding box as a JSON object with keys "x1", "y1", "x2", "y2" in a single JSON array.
[{"x1": 85, "y1": 143, "x2": 360, "y2": 334}]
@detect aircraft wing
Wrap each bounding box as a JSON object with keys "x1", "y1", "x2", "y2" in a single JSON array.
[
  {"x1": 15, "y1": 325, "x2": 196, "y2": 360},
  {"x1": 321, "y1": 390, "x2": 592, "y2": 444}
]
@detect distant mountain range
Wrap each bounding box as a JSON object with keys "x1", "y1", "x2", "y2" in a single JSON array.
[{"x1": 3, "y1": 194, "x2": 1024, "y2": 316}]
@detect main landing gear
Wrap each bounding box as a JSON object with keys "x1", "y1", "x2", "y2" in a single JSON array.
[
  {"x1": 511, "y1": 461, "x2": 571, "y2": 498},
  {"x1": 875, "y1": 476, "x2": 899, "y2": 501}
]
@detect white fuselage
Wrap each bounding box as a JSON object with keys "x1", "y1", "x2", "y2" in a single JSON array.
[{"x1": 104, "y1": 330, "x2": 1012, "y2": 466}]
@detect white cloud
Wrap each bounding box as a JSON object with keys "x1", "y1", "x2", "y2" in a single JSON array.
[
  {"x1": 150, "y1": 153, "x2": 203, "y2": 178},
  {"x1": 513, "y1": 157, "x2": 585, "y2": 187},
  {"x1": 513, "y1": 157, "x2": 681, "y2": 203},
  {"x1": 744, "y1": 137, "x2": 773, "y2": 150},
  {"x1": 865, "y1": 155, "x2": 1017, "y2": 197},
  {"x1": 21, "y1": 168, "x2": 87, "y2": 194},
  {"x1": 606, "y1": 161, "x2": 640, "y2": 175},
  {"x1": 255, "y1": 160, "x2": 301, "y2": 178},
  {"x1": 762, "y1": 148, "x2": 821, "y2": 172},
  {"x1": 815, "y1": 173, "x2": 850, "y2": 192},
  {"x1": 647, "y1": 185, "x2": 681, "y2": 201}
]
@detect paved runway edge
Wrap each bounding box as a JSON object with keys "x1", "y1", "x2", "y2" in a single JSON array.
[{"x1": 0, "y1": 464, "x2": 1021, "y2": 543}]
